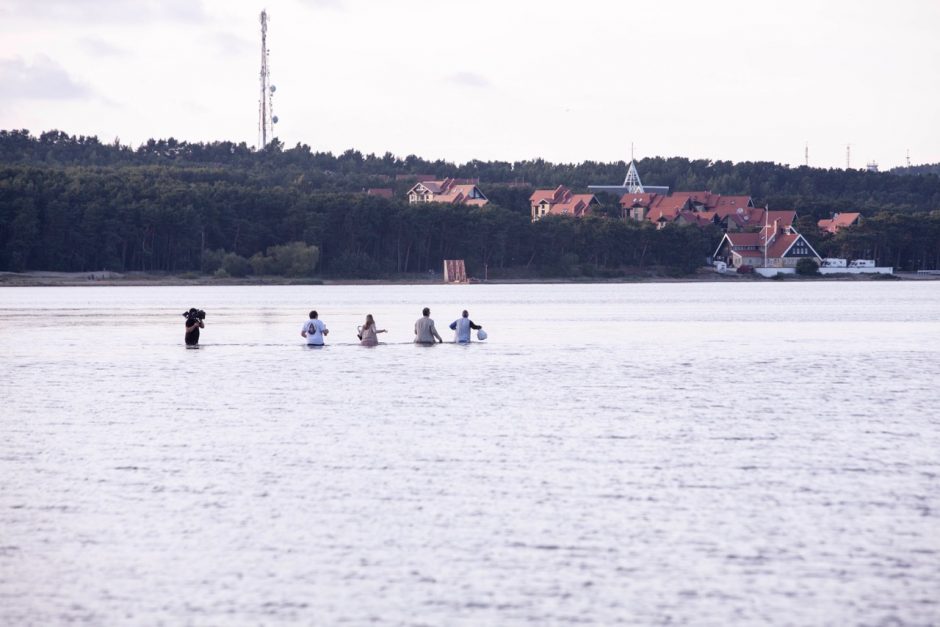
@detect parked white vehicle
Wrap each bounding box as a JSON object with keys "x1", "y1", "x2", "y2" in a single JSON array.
[
  {"x1": 820, "y1": 258, "x2": 847, "y2": 268},
  {"x1": 818, "y1": 258, "x2": 892, "y2": 275}
]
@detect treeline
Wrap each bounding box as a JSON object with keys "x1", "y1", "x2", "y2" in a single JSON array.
[
  {"x1": 4, "y1": 129, "x2": 940, "y2": 213},
  {"x1": 0, "y1": 163, "x2": 716, "y2": 275},
  {"x1": 804, "y1": 212, "x2": 940, "y2": 270},
  {"x1": 892, "y1": 163, "x2": 940, "y2": 177},
  {"x1": 1, "y1": 129, "x2": 940, "y2": 275}
]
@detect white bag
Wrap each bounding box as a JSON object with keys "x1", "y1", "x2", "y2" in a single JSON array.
[{"x1": 477, "y1": 329, "x2": 488, "y2": 341}]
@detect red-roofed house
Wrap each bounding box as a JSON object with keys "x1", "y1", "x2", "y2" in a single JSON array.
[
  {"x1": 620, "y1": 192, "x2": 665, "y2": 221},
  {"x1": 530, "y1": 185, "x2": 598, "y2": 221},
  {"x1": 675, "y1": 211, "x2": 716, "y2": 228},
  {"x1": 621, "y1": 191, "x2": 755, "y2": 229},
  {"x1": 713, "y1": 215, "x2": 821, "y2": 270},
  {"x1": 818, "y1": 212, "x2": 861, "y2": 234},
  {"x1": 711, "y1": 195, "x2": 754, "y2": 215},
  {"x1": 646, "y1": 195, "x2": 693, "y2": 227},
  {"x1": 407, "y1": 178, "x2": 489, "y2": 206},
  {"x1": 672, "y1": 191, "x2": 715, "y2": 211},
  {"x1": 721, "y1": 208, "x2": 761, "y2": 231}
]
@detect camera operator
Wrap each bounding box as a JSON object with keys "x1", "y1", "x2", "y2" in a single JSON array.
[{"x1": 183, "y1": 308, "x2": 205, "y2": 346}]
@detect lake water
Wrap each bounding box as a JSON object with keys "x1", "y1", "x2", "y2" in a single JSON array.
[{"x1": 1, "y1": 282, "x2": 938, "y2": 625}]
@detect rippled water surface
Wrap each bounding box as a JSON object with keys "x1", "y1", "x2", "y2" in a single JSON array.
[{"x1": 1, "y1": 282, "x2": 939, "y2": 625}]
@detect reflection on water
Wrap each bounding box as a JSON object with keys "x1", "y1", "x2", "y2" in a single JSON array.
[{"x1": 1, "y1": 283, "x2": 939, "y2": 625}]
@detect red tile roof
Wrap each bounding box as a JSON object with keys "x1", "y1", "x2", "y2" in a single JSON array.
[
  {"x1": 530, "y1": 185, "x2": 569, "y2": 204},
  {"x1": 446, "y1": 184, "x2": 489, "y2": 206},
  {"x1": 723, "y1": 212, "x2": 754, "y2": 228},
  {"x1": 725, "y1": 232, "x2": 763, "y2": 247},
  {"x1": 408, "y1": 178, "x2": 488, "y2": 206},
  {"x1": 720, "y1": 208, "x2": 795, "y2": 229},
  {"x1": 818, "y1": 212, "x2": 860, "y2": 233},
  {"x1": 712, "y1": 195, "x2": 753, "y2": 215},
  {"x1": 545, "y1": 194, "x2": 596, "y2": 217},
  {"x1": 647, "y1": 195, "x2": 690, "y2": 222},
  {"x1": 620, "y1": 191, "x2": 753, "y2": 226},
  {"x1": 676, "y1": 211, "x2": 714, "y2": 226},
  {"x1": 531, "y1": 186, "x2": 597, "y2": 218},
  {"x1": 767, "y1": 210, "x2": 797, "y2": 225},
  {"x1": 619, "y1": 192, "x2": 661, "y2": 208},
  {"x1": 671, "y1": 191, "x2": 709, "y2": 203},
  {"x1": 766, "y1": 233, "x2": 801, "y2": 258}
]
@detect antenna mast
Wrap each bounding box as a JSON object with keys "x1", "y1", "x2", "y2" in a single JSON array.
[
  {"x1": 906, "y1": 149, "x2": 911, "y2": 168},
  {"x1": 804, "y1": 142, "x2": 809, "y2": 167},
  {"x1": 258, "y1": 10, "x2": 277, "y2": 148},
  {"x1": 763, "y1": 204, "x2": 768, "y2": 269},
  {"x1": 846, "y1": 144, "x2": 851, "y2": 169}
]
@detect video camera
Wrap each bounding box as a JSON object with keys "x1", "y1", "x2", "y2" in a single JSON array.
[{"x1": 183, "y1": 308, "x2": 206, "y2": 322}]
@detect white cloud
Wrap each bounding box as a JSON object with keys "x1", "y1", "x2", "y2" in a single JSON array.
[
  {"x1": 212, "y1": 31, "x2": 255, "y2": 57},
  {"x1": 0, "y1": 0, "x2": 208, "y2": 23},
  {"x1": 0, "y1": 56, "x2": 91, "y2": 100},
  {"x1": 295, "y1": 0, "x2": 346, "y2": 10},
  {"x1": 78, "y1": 37, "x2": 127, "y2": 57}
]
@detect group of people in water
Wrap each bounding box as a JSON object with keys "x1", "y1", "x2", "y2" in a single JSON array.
[
  {"x1": 183, "y1": 306, "x2": 484, "y2": 347},
  {"x1": 301, "y1": 307, "x2": 484, "y2": 347}
]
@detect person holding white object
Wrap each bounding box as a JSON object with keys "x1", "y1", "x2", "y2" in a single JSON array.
[{"x1": 449, "y1": 309, "x2": 482, "y2": 343}]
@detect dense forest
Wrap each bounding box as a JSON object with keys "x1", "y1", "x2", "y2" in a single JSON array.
[
  {"x1": 892, "y1": 163, "x2": 940, "y2": 177},
  {"x1": 2, "y1": 129, "x2": 940, "y2": 276}
]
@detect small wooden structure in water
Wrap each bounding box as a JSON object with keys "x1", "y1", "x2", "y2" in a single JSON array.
[{"x1": 443, "y1": 259, "x2": 468, "y2": 283}]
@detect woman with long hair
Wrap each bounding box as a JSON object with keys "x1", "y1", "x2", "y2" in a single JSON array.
[{"x1": 357, "y1": 314, "x2": 387, "y2": 346}]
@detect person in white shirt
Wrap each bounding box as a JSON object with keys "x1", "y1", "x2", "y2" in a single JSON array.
[
  {"x1": 300, "y1": 310, "x2": 329, "y2": 346},
  {"x1": 449, "y1": 310, "x2": 482, "y2": 343}
]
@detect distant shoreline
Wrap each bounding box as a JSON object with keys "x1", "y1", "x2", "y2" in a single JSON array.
[{"x1": 0, "y1": 270, "x2": 928, "y2": 287}]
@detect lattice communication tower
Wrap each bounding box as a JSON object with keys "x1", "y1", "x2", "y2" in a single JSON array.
[{"x1": 258, "y1": 9, "x2": 278, "y2": 147}]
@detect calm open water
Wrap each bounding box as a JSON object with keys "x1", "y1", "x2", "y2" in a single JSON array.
[{"x1": 1, "y1": 282, "x2": 938, "y2": 626}]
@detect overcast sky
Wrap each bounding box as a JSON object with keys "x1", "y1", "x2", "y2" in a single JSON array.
[{"x1": 1, "y1": 0, "x2": 938, "y2": 170}]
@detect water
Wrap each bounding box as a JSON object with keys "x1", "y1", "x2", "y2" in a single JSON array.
[{"x1": 1, "y1": 282, "x2": 938, "y2": 625}]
